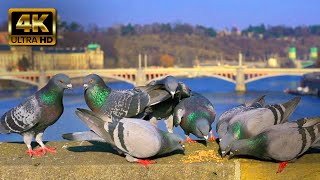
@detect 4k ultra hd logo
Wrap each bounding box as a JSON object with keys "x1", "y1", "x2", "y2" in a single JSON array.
[{"x1": 8, "y1": 8, "x2": 56, "y2": 45}]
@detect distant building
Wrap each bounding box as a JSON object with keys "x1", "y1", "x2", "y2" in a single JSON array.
[{"x1": 0, "y1": 32, "x2": 104, "y2": 71}]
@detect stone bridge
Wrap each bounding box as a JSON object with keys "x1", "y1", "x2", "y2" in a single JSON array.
[{"x1": 0, "y1": 67, "x2": 319, "y2": 91}]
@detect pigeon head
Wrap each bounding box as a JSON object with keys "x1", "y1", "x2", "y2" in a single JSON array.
[
  {"x1": 176, "y1": 82, "x2": 192, "y2": 98},
  {"x1": 219, "y1": 132, "x2": 234, "y2": 157},
  {"x1": 50, "y1": 73, "x2": 72, "y2": 90},
  {"x1": 229, "y1": 134, "x2": 268, "y2": 159},
  {"x1": 186, "y1": 111, "x2": 211, "y2": 139},
  {"x1": 161, "y1": 76, "x2": 178, "y2": 98},
  {"x1": 194, "y1": 118, "x2": 210, "y2": 140},
  {"x1": 228, "y1": 139, "x2": 250, "y2": 159},
  {"x1": 84, "y1": 74, "x2": 108, "y2": 90},
  {"x1": 220, "y1": 120, "x2": 245, "y2": 157},
  {"x1": 159, "y1": 132, "x2": 185, "y2": 155}
]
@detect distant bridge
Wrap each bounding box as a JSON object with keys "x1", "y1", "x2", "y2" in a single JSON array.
[{"x1": 0, "y1": 67, "x2": 319, "y2": 91}]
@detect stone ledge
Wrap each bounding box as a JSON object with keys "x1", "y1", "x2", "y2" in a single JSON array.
[{"x1": 0, "y1": 141, "x2": 319, "y2": 179}]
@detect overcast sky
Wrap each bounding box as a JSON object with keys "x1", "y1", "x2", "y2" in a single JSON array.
[{"x1": 1, "y1": 0, "x2": 319, "y2": 30}]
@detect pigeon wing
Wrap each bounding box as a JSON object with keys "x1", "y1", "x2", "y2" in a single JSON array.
[
  {"x1": 102, "y1": 91, "x2": 137, "y2": 119},
  {"x1": 0, "y1": 96, "x2": 41, "y2": 133}
]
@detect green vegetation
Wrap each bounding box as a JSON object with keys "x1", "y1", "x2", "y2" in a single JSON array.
[{"x1": 2, "y1": 21, "x2": 319, "y2": 68}]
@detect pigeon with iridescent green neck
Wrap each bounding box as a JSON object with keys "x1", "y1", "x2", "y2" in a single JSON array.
[
  {"x1": 0, "y1": 74, "x2": 72, "y2": 157},
  {"x1": 229, "y1": 116, "x2": 320, "y2": 173},
  {"x1": 173, "y1": 93, "x2": 216, "y2": 142},
  {"x1": 84, "y1": 74, "x2": 159, "y2": 121},
  {"x1": 216, "y1": 95, "x2": 266, "y2": 141},
  {"x1": 219, "y1": 97, "x2": 301, "y2": 157}
]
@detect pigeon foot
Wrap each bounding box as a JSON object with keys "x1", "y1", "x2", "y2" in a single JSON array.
[
  {"x1": 185, "y1": 136, "x2": 197, "y2": 143},
  {"x1": 277, "y1": 161, "x2": 288, "y2": 173},
  {"x1": 36, "y1": 146, "x2": 57, "y2": 155},
  {"x1": 208, "y1": 131, "x2": 217, "y2": 141},
  {"x1": 25, "y1": 149, "x2": 43, "y2": 157},
  {"x1": 137, "y1": 159, "x2": 156, "y2": 168}
]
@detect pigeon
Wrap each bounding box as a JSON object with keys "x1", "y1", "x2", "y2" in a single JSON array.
[
  {"x1": 147, "y1": 75, "x2": 179, "y2": 98},
  {"x1": 219, "y1": 96, "x2": 301, "y2": 157},
  {"x1": 83, "y1": 74, "x2": 169, "y2": 121},
  {"x1": 0, "y1": 74, "x2": 72, "y2": 157},
  {"x1": 216, "y1": 95, "x2": 266, "y2": 140},
  {"x1": 63, "y1": 108, "x2": 185, "y2": 167},
  {"x1": 229, "y1": 116, "x2": 320, "y2": 173},
  {"x1": 173, "y1": 93, "x2": 216, "y2": 142},
  {"x1": 136, "y1": 81, "x2": 192, "y2": 132}
]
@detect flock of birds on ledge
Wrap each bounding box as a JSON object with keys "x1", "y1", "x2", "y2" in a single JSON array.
[{"x1": 0, "y1": 73, "x2": 320, "y2": 173}]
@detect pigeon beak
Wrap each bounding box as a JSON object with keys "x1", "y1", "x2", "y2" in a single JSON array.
[
  {"x1": 228, "y1": 151, "x2": 235, "y2": 160},
  {"x1": 221, "y1": 150, "x2": 227, "y2": 158},
  {"x1": 170, "y1": 91, "x2": 175, "y2": 98},
  {"x1": 67, "y1": 84, "x2": 73, "y2": 89},
  {"x1": 83, "y1": 84, "x2": 88, "y2": 90}
]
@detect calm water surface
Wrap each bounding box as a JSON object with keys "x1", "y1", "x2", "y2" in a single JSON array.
[{"x1": 0, "y1": 75, "x2": 319, "y2": 141}]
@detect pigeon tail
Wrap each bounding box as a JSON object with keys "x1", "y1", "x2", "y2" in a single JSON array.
[
  {"x1": 296, "y1": 116, "x2": 320, "y2": 127},
  {"x1": 0, "y1": 121, "x2": 10, "y2": 134},
  {"x1": 62, "y1": 131, "x2": 105, "y2": 142},
  {"x1": 281, "y1": 97, "x2": 301, "y2": 121},
  {"x1": 245, "y1": 95, "x2": 266, "y2": 107},
  {"x1": 75, "y1": 108, "x2": 114, "y2": 145}
]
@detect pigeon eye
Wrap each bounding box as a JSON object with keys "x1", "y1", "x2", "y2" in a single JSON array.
[
  {"x1": 59, "y1": 80, "x2": 64, "y2": 83},
  {"x1": 89, "y1": 79, "x2": 94, "y2": 83},
  {"x1": 178, "y1": 141, "x2": 182, "y2": 144}
]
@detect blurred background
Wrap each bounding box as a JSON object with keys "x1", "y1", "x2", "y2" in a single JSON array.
[{"x1": 0, "y1": 0, "x2": 319, "y2": 141}]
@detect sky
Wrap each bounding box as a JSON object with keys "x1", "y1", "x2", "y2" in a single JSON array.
[{"x1": 0, "y1": 0, "x2": 319, "y2": 30}]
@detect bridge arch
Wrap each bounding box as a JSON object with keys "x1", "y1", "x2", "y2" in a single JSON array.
[
  {"x1": 147, "y1": 73, "x2": 236, "y2": 84},
  {"x1": 245, "y1": 74, "x2": 302, "y2": 84},
  {"x1": 0, "y1": 76, "x2": 39, "y2": 87},
  {"x1": 69, "y1": 75, "x2": 135, "y2": 85}
]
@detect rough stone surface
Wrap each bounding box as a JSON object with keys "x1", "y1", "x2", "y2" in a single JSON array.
[
  {"x1": 0, "y1": 140, "x2": 320, "y2": 179},
  {"x1": 0, "y1": 140, "x2": 234, "y2": 179}
]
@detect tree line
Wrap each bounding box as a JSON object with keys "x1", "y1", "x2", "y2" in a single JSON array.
[
  {"x1": 56, "y1": 21, "x2": 320, "y2": 38},
  {"x1": 0, "y1": 21, "x2": 319, "y2": 68}
]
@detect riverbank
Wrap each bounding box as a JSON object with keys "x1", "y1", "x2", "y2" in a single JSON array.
[{"x1": 0, "y1": 140, "x2": 319, "y2": 179}]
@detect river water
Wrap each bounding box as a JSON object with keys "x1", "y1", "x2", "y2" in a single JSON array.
[{"x1": 0, "y1": 75, "x2": 319, "y2": 142}]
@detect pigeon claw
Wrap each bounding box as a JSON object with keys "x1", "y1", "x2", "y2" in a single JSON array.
[
  {"x1": 35, "y1": 146, "x2": 57, "y2": 155},
  {"x1": 137, "y1": 159, "x2": 156, "y2": 168},
  {"x1": 185, "y1": 136, "x2": 197, "y2": 143},
  {"x1": 277, "y1": 161, "x2": 288, "y2": 173},
  {"x1": 25, "y1": 149, "x2": 44, "y2": 157},
  {"x1": 208, "y1": 131, "x2": 217, "y2": 141}
]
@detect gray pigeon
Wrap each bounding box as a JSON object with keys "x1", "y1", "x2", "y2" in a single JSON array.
[
  {"x1": 147, "y1": 75, "x2": 179, "y2": 98},
  {"x1": 216, "y1": 95, "x2": 266, "y2": 140},
  {"x1": 84, "y1": 74, "x2": 169, "y2": 121},
  {"x1": 229, "y1": 116, "x2": 320, "y2": 173},
  {"x1": 135, "y1": 81, "x2": 192, "y2": 131},
  {"x1": 219, "y1": 96, "x2": 301, "y2": 157},
  {"x1": 173, "y1": 93, "x2": 216, "y2": 142},
  {"x1": 0, "y1": 74, "x2": 72, "y2": 157},
  {"x1": 63, "y1": 108, "x2": 185, "y2": 167}
]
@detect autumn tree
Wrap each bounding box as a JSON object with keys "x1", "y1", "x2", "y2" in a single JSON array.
[{"x1": 160, "y1": 54, "x2": 174, "y2": 67}]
